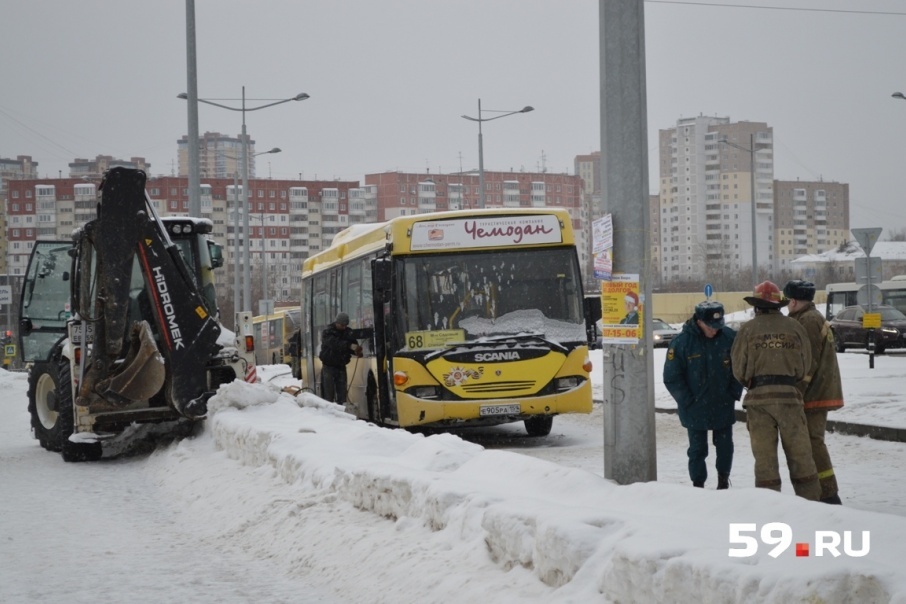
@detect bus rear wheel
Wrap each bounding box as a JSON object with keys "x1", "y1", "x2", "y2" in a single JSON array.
[{"x1": 524, "y1": 415, "x2": 553, "y2": 437}]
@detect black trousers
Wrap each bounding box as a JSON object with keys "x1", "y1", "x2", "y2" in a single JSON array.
[{"x1": 321, "y1": 365, "x2": 348, "y2": 404}]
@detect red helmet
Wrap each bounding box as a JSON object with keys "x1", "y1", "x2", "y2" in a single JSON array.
[{"x1": 744, "y1": 281, "x2": 788, "y2": 308}]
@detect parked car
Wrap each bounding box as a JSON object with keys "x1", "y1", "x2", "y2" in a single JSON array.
[
  {"x1": 651, "y1": 318, "x2": 680, "y2": 348},
  {"x1": 829, "y1": 305, "x2": 906, "y2": 354}
]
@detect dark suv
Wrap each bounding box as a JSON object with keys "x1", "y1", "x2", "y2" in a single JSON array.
[{"x1": 829, "y1": 305, "x2": 906, "y2": 354}]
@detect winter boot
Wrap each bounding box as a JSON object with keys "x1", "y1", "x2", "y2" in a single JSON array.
[
  {"x1": 717, "y1": 474, "x2": 730, "y2": 490},
  {"x1": 820, "y1": 494, "x2": 843, "y2": 505},
  {"x1": 692, "y1": 480, "x2": 705, "y2": 488}
]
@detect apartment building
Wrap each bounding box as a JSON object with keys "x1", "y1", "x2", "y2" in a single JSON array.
[
  {"x1": 68, "y1": 155, "x2": 151, "y2": 180},
  {"x1": 658, "y1": 116, "x2": 774, "y2": 284},
  {"x1": 4, "y1": 176, "x2": 373, "y2": 308},
  {"x1": 774, "y1": 180, "x2": 850, "y2": 271}
]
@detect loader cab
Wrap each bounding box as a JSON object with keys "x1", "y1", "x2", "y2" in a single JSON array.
[
  {"x1": 18, "y1": 241, "x2": 73, "y2": 363},
  {"x1": 161, "y1": 217, "x2": 221, "y2": 319}
]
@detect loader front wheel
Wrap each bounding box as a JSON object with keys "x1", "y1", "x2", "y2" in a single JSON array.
[{"x1": 55, "y1": 357, "x2": 103, "y2": 462}]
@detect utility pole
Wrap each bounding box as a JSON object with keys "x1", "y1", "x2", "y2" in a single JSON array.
[{"x1": 599, "y1": 0, "x2": 657, "y2": 484}]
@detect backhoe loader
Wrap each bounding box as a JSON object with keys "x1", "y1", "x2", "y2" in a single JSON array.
[{"x1": 19, "y1": 167, "x2": 255, "y2": 461}]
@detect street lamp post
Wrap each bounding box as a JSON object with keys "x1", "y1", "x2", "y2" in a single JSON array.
[
  {"x1": 719, "y1": 134, "x2": 758, "y2": 289},
  {"x1": 221, "y1": 148, "x2": 280, "y2": 316},
  {"x1": 178, "y1": 88, "x2": 308, "y2": 311},
  {"x1": 461, "y1": 99, "x2": 533, "y2": 208}
]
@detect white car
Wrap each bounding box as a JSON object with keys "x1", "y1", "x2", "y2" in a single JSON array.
[{"x1": 651, "y1": 318, "x2": 680, "y2": 348}]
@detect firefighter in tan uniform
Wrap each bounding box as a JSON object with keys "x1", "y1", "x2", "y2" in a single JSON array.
[
  {"x1": 783, "y1": 279, "x2": 844, "y2": 504},
  {"x1": 730, "y1": 281, "x2": 821, "y2": 501}
]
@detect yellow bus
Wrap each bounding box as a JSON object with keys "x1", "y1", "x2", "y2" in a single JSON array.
[
  {"x1": 299, "y1": 209, "x2": 592, "y2": 436},
  {"x1": 252, "y1": 307, "x2": 301, "y2": 365}
]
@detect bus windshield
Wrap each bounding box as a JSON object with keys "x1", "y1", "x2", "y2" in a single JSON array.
[{"x1": 397, "y1": 247, "x2": 585, "y2": 350}]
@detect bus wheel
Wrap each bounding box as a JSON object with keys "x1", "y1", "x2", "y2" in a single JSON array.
[
  {"x1": 366, "y1": 373, "x2": 379, "y2": 424},
  {"x1": 524, "y1": 415, "x2": 553, "y2": 437}
]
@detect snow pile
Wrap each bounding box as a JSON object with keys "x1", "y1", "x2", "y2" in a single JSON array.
[{"x1": 177, "y1": 374, "x2": 906, "y2": 603}]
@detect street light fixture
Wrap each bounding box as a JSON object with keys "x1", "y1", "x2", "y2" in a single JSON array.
[
  {"x1": 178, "y1": 88, "x2": 309, "y2": 312},
  {"x1": 892, "y1": 92, "x2": 906, "y2": 101},
  {"x1": 218, "y1": 148, "x2": 281, "y2": 316},
  {"x1": 461, "y1": 99, "x2": 533, "y2": 208},
  {"x1": 718, "y1": 134, "x2": 759, "y2": 289}
]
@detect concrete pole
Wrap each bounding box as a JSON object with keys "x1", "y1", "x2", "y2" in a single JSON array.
[
  {"x1": 233, "y1": 170, "x2": 240, "y2": 317},
  {"x1": 185, "y1": 0, "x2": 201, "y2": 217},
  {"x1": 599, "y1": 0, "x2": 657, "y2": 484},
  {"x1": 477, "y1": 99, "x2": 485, "y2": 209},
  {"x1": 749, "y1": 132, "x2": 758, "y2": 288},
  {"x1": 241, "y1": 87, "x2": 251, "y2": 312}
]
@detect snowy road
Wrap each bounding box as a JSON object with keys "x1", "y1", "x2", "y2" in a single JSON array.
[
  {"x1": 0, "y1": 371, "x2": 339, "y2": 604},
  {"x1": 3, "y1": 346, "x2": 906, "y2": 603}
]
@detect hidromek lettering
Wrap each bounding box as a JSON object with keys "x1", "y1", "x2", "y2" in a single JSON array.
[{"x1": 152, "y1": 266, "x2": 185, "y2": 350}]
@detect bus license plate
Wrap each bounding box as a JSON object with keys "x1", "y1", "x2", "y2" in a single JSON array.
[{"x1": 479, "y1": 404, "x2": 521, "y2": 416}]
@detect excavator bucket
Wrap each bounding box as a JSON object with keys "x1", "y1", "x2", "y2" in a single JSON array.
[{"x1": 103, "y1": 321, "x2": 166, "y2": 403}]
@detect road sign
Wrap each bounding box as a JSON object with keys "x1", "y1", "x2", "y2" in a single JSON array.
[
  {"x1": 704, "y1": 283, "x2": 713, "y2": 299},
  {"x1": 4, "y1": 344, "x2": 15, "y2": 357},
  {"x1": 855, "y1": 256, "x2": 882, "y2": 284},
  {"x1": 0, "y1": 285, "x2": 11, "y2": 305},
  {"x1": 862, "y1": 313, "x2": 882, "y2": 329},
  {"x1": 857, "y1": 284, "x2": 882, "y2": 306},
  {"x1": 851, "y1": 228, "x2": 882, "y2": 256}
]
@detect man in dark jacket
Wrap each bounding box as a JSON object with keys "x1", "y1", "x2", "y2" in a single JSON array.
[
  {"x1": 319, "y1": 312, "x2": 362, "y2": 404},
  {"x1": 286, "y1": 328, "x2": 302, "y2": 380},
  {"x1": 784, "y1": 279, "x2": 845, "y2": 504},
  {"x1": 664, "y1": 301, "x2": 743, "y2": 489},
  {"x1": 731, "y1": 281, "x2": 821, "y2": 501}
]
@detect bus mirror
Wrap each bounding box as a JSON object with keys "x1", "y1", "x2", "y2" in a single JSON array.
[{"x1": 373, "y1": 258, "x2": 392, "y2": 294}]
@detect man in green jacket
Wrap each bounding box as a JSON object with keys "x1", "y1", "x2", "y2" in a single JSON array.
[
  {"x1": 664, "y1": 301, "x2": 743, "y2": 489},
  {"x1": 784, "y1": 279, "x2": 845, "y2": 504}
]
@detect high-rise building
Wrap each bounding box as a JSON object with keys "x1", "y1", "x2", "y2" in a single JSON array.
[
  {"x1": 176, "y1": 132, "x2": 255, "y2": 179},
  {"x1": 658, "y1": 116, "x2": 774, "y2": 284},
  {"x1": 774, "y1": 180, "x2": 850, "y2": 271}
]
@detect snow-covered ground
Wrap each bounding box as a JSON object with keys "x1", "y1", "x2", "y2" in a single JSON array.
[{"x1": 2, "y1": 342, "x2": 906, "y2": 603}]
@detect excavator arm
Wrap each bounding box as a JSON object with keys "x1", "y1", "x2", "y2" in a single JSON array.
[{"x1": 75, "y1": 167, "x2": 222, "y2": 418}]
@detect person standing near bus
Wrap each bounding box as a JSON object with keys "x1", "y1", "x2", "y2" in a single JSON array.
[
  {"x1": 319, "y1": 312, "x2": 363, "y2": 404},
  {"x1": 664, "y1": 301, "x2": 743, "y2": 489},
  {"x1": 731, "y1": 281, "x2": 821, "y2": 501},
  {"x1": 783, "y1": 279, "x2": 845, "y2": 504},
  {"x1": 287, "y1": 328, "x2": 302, "y2": 380}
]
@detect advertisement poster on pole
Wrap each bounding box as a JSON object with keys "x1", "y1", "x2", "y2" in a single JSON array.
[
  {"x1": 600, "y1": 273, "x2": 642, "y2": 344},
  {"x1": 592, "y1": 214, "x2": 613, "y2": 281}
]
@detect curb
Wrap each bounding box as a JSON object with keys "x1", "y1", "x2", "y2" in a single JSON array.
[{"x1": 652, "y1": 407, "x2": 906, "y2": 444}]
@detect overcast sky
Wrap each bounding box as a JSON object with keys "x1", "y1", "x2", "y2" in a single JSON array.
[{"x1": 2, "y1": 1, "x2": 905, "y2": 233}]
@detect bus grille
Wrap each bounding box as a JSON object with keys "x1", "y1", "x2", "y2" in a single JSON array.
[{"x1": 461, "y1": 380, "x2": 536, "y2": 393}]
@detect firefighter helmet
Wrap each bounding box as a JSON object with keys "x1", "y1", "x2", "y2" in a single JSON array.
[{"x1": 744, "y1": 280, "x2": 788, "y2": 309}]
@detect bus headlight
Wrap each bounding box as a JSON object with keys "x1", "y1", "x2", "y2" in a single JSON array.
[{"x1": 556, "y1": 377, "x2": 580, "y2": 391}]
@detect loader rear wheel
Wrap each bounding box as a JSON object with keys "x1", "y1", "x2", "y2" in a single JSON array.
[
  {"x1": 30, "y1": 353, "x2": 103, "y2": 462},
  {"x1": 28, "y1": 361, "x2": 64, "y2": 452}
]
